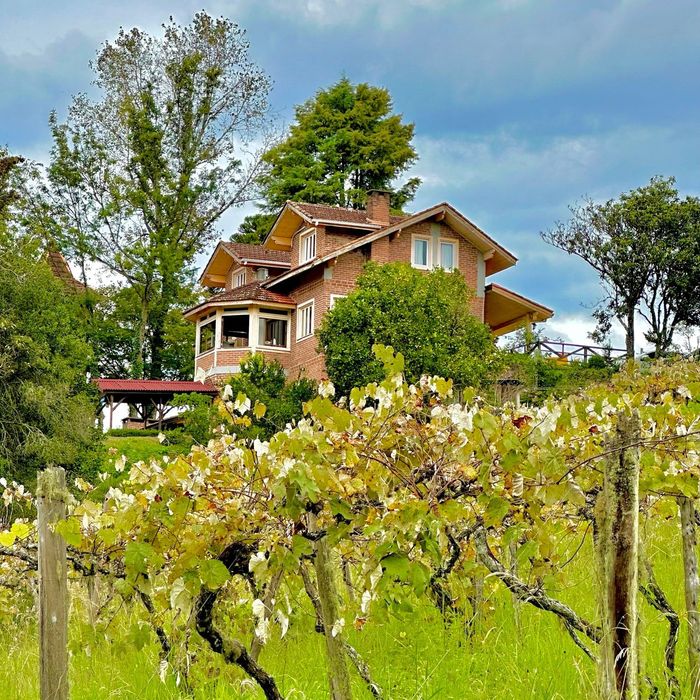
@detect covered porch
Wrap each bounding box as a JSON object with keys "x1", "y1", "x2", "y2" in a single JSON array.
[{"x1": 484, "y1": 282, "x2": 554, "y2": 336}]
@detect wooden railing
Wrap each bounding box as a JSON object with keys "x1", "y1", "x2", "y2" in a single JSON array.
[{"x1": 514, "y1": 339, "x2": 628, "y2": 362}]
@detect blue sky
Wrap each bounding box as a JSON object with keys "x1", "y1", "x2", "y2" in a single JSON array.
[{"x1": 3, "y1": 0, "x2": 700, "y2": 349}]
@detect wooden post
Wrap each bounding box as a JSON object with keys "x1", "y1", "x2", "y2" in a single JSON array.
[
  {"x1": 311, "y1": 515, "x2": 352, "y2": 700},
  {"x1": 37, "y1": 467, "x2": 69, "y2": 700},
  {"x1": 679, "y1": 496, "x2": 700, "y2": 699},
  {"x1": 595, "y1": 411, "x2": 640, "y2": 700}
]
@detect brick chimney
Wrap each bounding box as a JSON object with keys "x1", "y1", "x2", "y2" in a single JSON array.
[{"x1": 366, "y1": 190, "x2": 391, "y2": 225}]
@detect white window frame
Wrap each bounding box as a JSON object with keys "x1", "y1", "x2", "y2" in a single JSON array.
[
  {"x1": 197, "y1": 313, "x2": 216, "y2": 355},
  {"x1": 437, "y1": 238, "x2": 459, "y2": 271},
  {"x1": 297, "y1": 300, "x2": 315, "y2": 340},
  {"x1": 257, "y1": 310, "x2": 291, "y2": 350},
  {"x1": 220, "y1": 310, "x2": 251, "y2": 349},
  {"x1": 329, "y1": 294, "x2": 347, "y2": 310},
  {"x1": 299, "y1": 229, "x2": 317, "y2": 264},
  {"x1": 411, "y1": 235, "x2": 431, "y2": 270},
  {"x1": 232, "y1": 269, "x2": 246, "y2": 288}
]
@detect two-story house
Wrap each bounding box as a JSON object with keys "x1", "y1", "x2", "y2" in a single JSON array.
[{"x1": 184, "y1": 191, "x2": 553, "y2": 381}]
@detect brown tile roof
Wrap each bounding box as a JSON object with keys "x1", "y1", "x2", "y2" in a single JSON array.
[
  {"x1": 221, "y1": 242, "x2": 291, "y2": 265},
  {"x1": 46, "y1": 249, "x2": 86, "y2": 291},
  {"x1": 184, "y1": 282, "x2": 296, "y2": 317},
  {"x1": 290, "y1": 202, "x2": 407, "y2": 227}
]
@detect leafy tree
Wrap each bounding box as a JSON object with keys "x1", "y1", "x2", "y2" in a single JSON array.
[
  {"x1": 543, "y1": 176, "x2": 700, "y2": 358},
  {"x1": 318, "y1": 262, "x2": 503, "y2": 395},
  {"x1": 223, "y1": 353, "x2": 317, "y2": 439},
  {"x1": 45, "y1": 13, "x2": 272, "y2": 378},
  {"x1": 255, "y1": 77, "x2": 420, "y2": 219},
  {"x1": 0, "y1": 158, "x2": 101, "y2": 482},
  {"x1": 230, "y1": 212, "x2": 277, "y2": 245}
]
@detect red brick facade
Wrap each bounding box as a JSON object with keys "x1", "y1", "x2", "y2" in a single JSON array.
[{"x1": 188, "y1": 196, "x2": 531, "y2": 383}]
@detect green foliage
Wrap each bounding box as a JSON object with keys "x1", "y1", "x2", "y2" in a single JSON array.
[
  {"x1": 543, "y1": 176, "x2": 700, "y2": 356},
  {"x1": 0, "y1": 231, "x2": 100, "y2": 483},
  {"x1": 259, "y1": 77, "x2": 421, "y2": 211},
  {"x1": 171, "y1": 393, "x2": 215, "y2": 444},
  {"x1": 318, "y1": 262, "x2": 504, "y2": 395},
  {"x1": 45, "y1": 13, "x2": 271, "y2": 378},
  {"x1": 231, "y1": 212, "x2": 277, "y2": 245},
  {"x1": 222, "y1": 353, "x2": 317, "y2": 439}
]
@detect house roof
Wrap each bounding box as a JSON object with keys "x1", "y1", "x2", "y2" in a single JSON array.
[
  {"x1": 47, "y1": 249, "x2": 86, "y2": 291},
  {"x1": 199, "y1": 241, "x2": 291, "y2": 288},
  {"x1": 264, "y1": 202, "x2": 518, "y2": 289},
  {"x1": 484, "y1": 283, "x2": 554, "y2": 336},
  {"x1": 220, "y1": 242, "x2": 291, "y2": 265},
  {"x1": 94, "y1": 379, "x2": 219, "y2": 395},
  {"x1": 183, "y1": 281, "x2": 296, "y2": 319},
  {"x1": 290, "y1": 202, "x2": 407, "y2": 227}
]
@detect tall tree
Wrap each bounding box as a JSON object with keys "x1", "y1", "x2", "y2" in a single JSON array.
[
  {"x1": 46, "y1": 13, "x2": 272, "y2": 378},
  {"x1": 318, "y1": 262, "x2": 503, "y2": 395},
  {"x1": 542, "y1": 177, "x2": 700, "y2": 358},
  {"x1": 0, "y1": 155, "x2": 99, "y2": 483},
  {"x1": 243, "y1": 77, "x2": 420, "y2": 241}
]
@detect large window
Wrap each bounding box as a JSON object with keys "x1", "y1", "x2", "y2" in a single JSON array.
[
  {"x1": 439, "y1": 241, "x2": 456, "y2": 271},
  {"x1": 297, "y1": 300, "x2": 314, "y2": 340},
  {"x1": 411, "y1": 237, "x2": 430, "y2": 269},
  {"x1": 299, "y1": 229, "x2": 317, "y2": 264},
  {"x1": 221, "y1": 314, "x2": 249, "y2": 348},
  {"x1": 259, "y1": 317, "x2": 288, "y2": 347},
  {"x1": 198, "y1": 319, "x2": 215, "y2": 353}
]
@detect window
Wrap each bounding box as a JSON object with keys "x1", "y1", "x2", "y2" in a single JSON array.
[
  {"x1": 412, "y1": 237, "x2": 430, "y2": 269},
  {"x1": 439, "y1": 241, "x2": 456, "y2": 271},
  {"x1": 297, "y1": 300, "x2": 314, "y2": 340},
  {"x1": 259, "y1": 317, "x2": 288, "y2": 347},
  {"x1": 256, "y1": 267, "x2": 269, "y2": 281},
  {"x1": 221, "y1": 314, "x2": 249, "y2": 348},
  {"x1": 198, "y1": 319, "x2": 215, "y2": 353},
  {"x1": 329, "y1": 294, "x2": 347, "y2": 309},
  {"x1": 232, "y1": 270, "x2": 246, "y2": 288},
  {"x1": 299, "y1": 229, "x2": 317, "y2": 264}
]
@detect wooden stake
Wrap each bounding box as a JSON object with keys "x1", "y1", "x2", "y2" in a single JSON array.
[
  {"x1": 37, "y1": 467, "x2": 69, "y2": 700},
  {"x1": 679, "y1": 496, "x2": 700, "y2": 699},
  {"x1": 595, "y1": 411, "x2": 640, "y2": 700}
]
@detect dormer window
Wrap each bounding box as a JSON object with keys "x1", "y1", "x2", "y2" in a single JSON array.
[
  {"x1": 300, "y1": 229, "x2": 317, "y2": 264},
  {"x1": 233, "y1": 270, "x2": 246, "y2": 288}
]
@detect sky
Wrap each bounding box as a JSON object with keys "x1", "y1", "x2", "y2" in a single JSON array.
[{"x1": 2, "y1": 0, "x2": 700, "y2": 351}]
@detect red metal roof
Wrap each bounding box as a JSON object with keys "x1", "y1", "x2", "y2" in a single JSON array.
[
  {"x1": 221, "y1": 242, "x2": 291, "y2": 265},
  {"x1": 94, "y1": 379, "x2": 219, "y2": 394}
]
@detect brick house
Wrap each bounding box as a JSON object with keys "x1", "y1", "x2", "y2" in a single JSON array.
[{"x1": 184, "y1": 191, "x2": 553, "y2": 381}]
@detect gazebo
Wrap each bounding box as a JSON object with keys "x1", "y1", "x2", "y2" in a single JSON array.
[{"x1": 94, "y1": 379, "x2": 219, "y2": 430}]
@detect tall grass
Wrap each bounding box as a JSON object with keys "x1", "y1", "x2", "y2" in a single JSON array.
[{"x1": 0, "y1": 518, "x2": 691, "y2": 699}]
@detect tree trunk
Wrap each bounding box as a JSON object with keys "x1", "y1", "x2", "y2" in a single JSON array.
[
  {"x1": 595, "y1": 410, "x2": 640, "y2": 700},
  {"x1": 311, "y1": 516, "x2": 353, "y2": 700},
  {"x1": 679, "y1": 496, "x2": 700, "y2": 699},
  {"x1": 624, "y1": 307, "x2": 635, "y2": 359}
]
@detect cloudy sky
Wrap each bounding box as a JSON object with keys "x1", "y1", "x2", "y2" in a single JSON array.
[{"x1": 3, "y1": 0, "x2": 700, "y2": 350}]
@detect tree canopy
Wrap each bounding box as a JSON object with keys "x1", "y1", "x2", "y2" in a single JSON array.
[
  {"x1": 45, "y1": 13, "x2": 272, "y2": 378},
  {"x1": 0, "y1": 156, "x2": 100, "y2": 483},
  {"x1": 318, "y1": 262, "x2": 503, "y2": 395},
  {"x1": 234, "y1": 78, "x2": 421, "y2": 244},
  {"x1": 543, "y1": 176, "x2": 700, "y2": 357}
]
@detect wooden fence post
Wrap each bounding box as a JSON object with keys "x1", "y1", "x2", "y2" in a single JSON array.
[
  {"x1": 595, "y1": 410, "x2": 640, "y2": 700},
  {"x1": 679, "y1": 495, "x2": 700, "y2": 699},
  {"x1": 37, "y1": 467, "x2": 69, "y2": 700}
]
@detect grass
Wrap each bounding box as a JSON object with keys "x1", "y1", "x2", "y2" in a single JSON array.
[
  {"x1": 0, "y1": 519, "x2": 693, "y2": 700},
  {"x1": 104, "y1": 435, "x2": 192, "y2": 466}
]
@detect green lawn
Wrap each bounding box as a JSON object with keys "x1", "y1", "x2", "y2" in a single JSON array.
[{"x1": 104, "y1": 435, "x2": 192, "y2": 467}]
